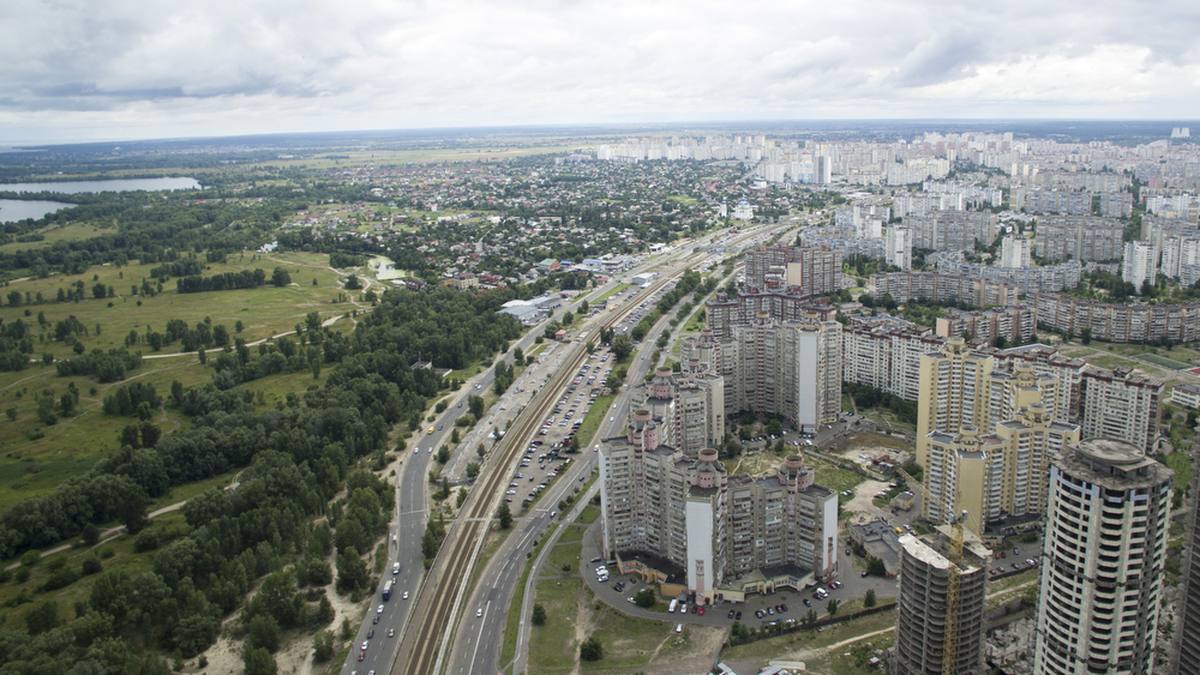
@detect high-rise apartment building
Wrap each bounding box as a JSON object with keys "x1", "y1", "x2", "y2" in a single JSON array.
[
  {"x1": 724, "y1": 318, "x2": 842, "y2": 433},
  {"x1": 894, "y1": 526, "x2": 991, "y2": 675},
  {"x1": 634, "y1": 366, "x2": 725, "y2": 457},
  {"x1": 744, "y1": 244, "x2": 842, "y2": 295},
  {"x1": 599, "y1": 418, "x2": 837, "y2": 603},
  {"x1": 1033, "y1": 439, "x2": 1173, "y2": 675},
  {"x1": 916, "y1": 338, "x2": 994, "y2": 472},
  {"x1": 1121, "y1": 240, "x2": 1157, "y2": 289},
  {"x1": 1000, "y1": 233, "x2": 1033, "y2": 268},
  {"x1": 1080, "y1": 366, "x2": 1162, "y2": 454},
  {"x1": 1176, "y1": 470, "x2": 1200, "y2": 673},
  {"x1": 885, "y1": 224, "x2": 913, "y2": 270}
]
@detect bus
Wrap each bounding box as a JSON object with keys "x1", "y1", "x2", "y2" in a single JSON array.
[{"x1": 382, "y1": 580, "x2": 393, "y2": 601}]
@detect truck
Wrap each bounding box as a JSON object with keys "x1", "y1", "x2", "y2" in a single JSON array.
[
  {"x1": 668, "y1": 599, "x2": 678, "y2": 613},
  {"x1": 382, "y1": 580, "x2": 393, "y2": 601}
]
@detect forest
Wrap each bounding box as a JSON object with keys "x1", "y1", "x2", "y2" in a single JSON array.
[{"x1": 0, "y1": 285, "x2": 522, "y2": 673}]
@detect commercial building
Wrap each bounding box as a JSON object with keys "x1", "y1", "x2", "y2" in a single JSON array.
[
  {"x1": 1033, "y1": 439, "x2": 1173, "y2": 675},
  {"x1": 599, "y1": 419, "x2": 838, "y2": 603},
  {"x1": 1121, "y1": 240, "x2": 1157, "y2": 289},
  {"x1": 894, "y1": 527, "x2": 991, "y2": 675},
  {"x1": 1080, "y1": 366, "x2": 1162, "y2": 454}
]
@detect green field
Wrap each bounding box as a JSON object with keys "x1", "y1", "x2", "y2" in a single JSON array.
[
  {"x1": 0, "y1": 223, "x2": 117, "y2": 253},
  {"x1": 0, "y1": 251, "x2": 347, "y2": 359},
  {"x1": 592, "y1": 283, "x2": 629, "y2": 304},
  {"x1": 1135, "y1": 352, "x2": 1193, "y2": 371},
  {"x1": 808, "y1": 456, "x2": 868, "y2": 495}
]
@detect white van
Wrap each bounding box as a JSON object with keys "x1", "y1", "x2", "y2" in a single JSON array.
[{"x1": 668, "y1": 599, "x2": 678, "y2": 613}]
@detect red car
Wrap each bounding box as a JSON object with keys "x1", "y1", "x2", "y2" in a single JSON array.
[{"x1": 697, "y1": 606, "x2": 705, "y2": 616}]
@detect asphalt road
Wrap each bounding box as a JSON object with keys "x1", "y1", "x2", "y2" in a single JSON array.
[
  {"x1": 356, "y1": 220, "x2": 793, "y2": 675},
  {"x1": 450, "y1": 271, "x2": 689, "y2": 675}
]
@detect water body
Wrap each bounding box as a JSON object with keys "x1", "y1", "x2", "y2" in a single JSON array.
[
  {"x1": 0, "y1": 176, "x2": 200, "y2": 194},
  {"x1": 0, "y1": 199, "x2": 74, "y2": 223}
]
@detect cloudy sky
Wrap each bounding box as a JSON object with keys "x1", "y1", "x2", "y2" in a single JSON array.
[{"x1": 1, "y1": 0, "x2": 1198, "y2": 143}]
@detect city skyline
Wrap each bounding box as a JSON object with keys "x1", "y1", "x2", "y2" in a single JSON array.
[{"x1": 2, "y1": 0, "x2": 1200, "y2": 143}]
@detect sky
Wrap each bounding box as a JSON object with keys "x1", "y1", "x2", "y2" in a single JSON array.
[{"x1": 1, "y1": 0, "x2": 1199, "y2": 144}]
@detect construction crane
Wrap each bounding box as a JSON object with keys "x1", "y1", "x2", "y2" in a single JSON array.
[{"x1": 941, "y1": 509, "x2": 967, "y2": 675}]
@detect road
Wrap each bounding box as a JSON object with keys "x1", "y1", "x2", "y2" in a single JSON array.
[
  {"x1": 344, "y1": 245, "x2": 689, "y2": 675},
  {"x1": 446, "y1": 222, "x2": 798, "y2": 675},
  {"x1": 340, "y1": 220, "x2": 790, "y2": 675}
]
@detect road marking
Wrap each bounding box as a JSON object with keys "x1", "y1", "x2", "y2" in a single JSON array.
[{"x1": 469, "y1": 600, "x2": 491, "y2": 672}]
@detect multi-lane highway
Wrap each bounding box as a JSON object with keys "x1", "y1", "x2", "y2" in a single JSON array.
[{"x1": 342, "y1": 219, "x2": 795, "y2": 675}]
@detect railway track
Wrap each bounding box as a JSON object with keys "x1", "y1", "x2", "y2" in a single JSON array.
[{"x1": 392, "y1": 252, "x2": 706, "y2": 675}]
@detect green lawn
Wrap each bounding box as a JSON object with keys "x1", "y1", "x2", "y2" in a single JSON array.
[
  {"x1": 0, "y1": 223, "x2": 116, "y2": 253},
  {"x1": 1136, "y1": 352, "x2": 1193, "y2": 371},
  {"x1": 720, "y1": 605, "x2": 897, "y2": 664},
  {"x1": 808, "y1": 456, "x2": 868, "y2": 495},
  {"x1": 592, "y1": 283, "x2": 629, "y2": 304},
  {"x1": 575, "y1": 394, "x2": 615, "y2": 450},
  {"x1": 0, "y1": 251, "x2": 345, "y2": 359}
]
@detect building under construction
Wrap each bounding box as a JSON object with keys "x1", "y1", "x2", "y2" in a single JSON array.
[{"x1": 893, "y1": 525, "x2": 991, "y2": 675}]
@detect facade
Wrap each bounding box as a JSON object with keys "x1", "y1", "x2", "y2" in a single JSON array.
[
  {"x1": 894, "y1": 527, "x2": 991, "y2": 675},
  {"x1": 1032, "y1": 293, "x2": 1200, "y2": 344},
  {"x1": 841, "y1": 315, "x2": 942, "y2": 403},
  {"x1": 933, "y1": 251, "x2": 1082, "y2": 292},
  {"x1": 744, "y1": 244, "x2": 842, "y2": 295},
  {"x1": 705, "y1": 289, "x2": 838, "y2": 339},
  {"x1": 599, "y1": 420, "x2": 838, "y2": 603},
  {"x1": 934, "y1": 304, "x2": 1036, "y2": 346},
  {"x1": 1033, "y1": 216, "x2": 1125, "y2": 262},
  {"x1": 1177, "y1": 463, "x2": 1200, "y2": 673},
  {"x1": 1033, "y1": 439, "x2": 1173, "y2": 675},
  {"x1": 1000, "y1": 233, "x2": 1033, "y2": 268},
  {"x1": 915, "y1": 338, "x2": 995, "y2": 477},
  {"x1": 904, "y1": 210, "x2": 999, "y2": 251},
  {"x1": 634, "y1": 367, "x2": 725, "y2": 457},
  {"x1": 1171, "y1": 382, "x2": 1200, "y2": 409},
  {"x1": 722, "y1": 318, "x2": 843, "y2": 433},
  {"x1": 1080, "y1": 366, "x2": 1162, "y2": 454},
  {"x1": 1160, "y1": 234, "x2": 1200, "y2": 280},
  {"x1": 871, "y1": 271, "x2": 1021, "y2": 308},
  {"x1": 1121, "y1": 240, "x2": 1157, "y2": 289}
]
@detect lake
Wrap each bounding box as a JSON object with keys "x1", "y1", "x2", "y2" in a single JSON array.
[
  {"x1": 0, "y1": 199, "x2": 74, "y2": 223},
  {"x1": 0, "y1": 176, "x2": 200, "y2": 194}
]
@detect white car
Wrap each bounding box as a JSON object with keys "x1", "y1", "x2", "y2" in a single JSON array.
[
  {"x1": 675, "y1": 624, "x2": 683, "y2": 633},
  {"x1": 376, "y1": 604, "x2": 384, "y2": 614},
  {"x1": 476, "y1": 608, "x2": 483, "y2": 617},
  {"x1": 361, "y1": 640, "x2": 369, "y2": 650},
  {"x1": 402, "y1": 591, "x2": 409, "y2": 600},
  {"x1": 392, "y1": 563, "x2": 400, "y2": 575}
]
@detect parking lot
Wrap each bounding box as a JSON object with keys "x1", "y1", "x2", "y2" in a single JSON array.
[{"x1": 502, "y1": 349, "x2": 616, "y2": 512}]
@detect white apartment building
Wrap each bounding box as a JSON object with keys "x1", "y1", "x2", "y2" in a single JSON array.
[
  {"x1": 885, "y1": 225, "x2": 913, "y2": 270},
  {"x1": 1033, "y1": 439, "x2": 1173, "y2": 675},
  {"x1": 1080, "y1": 366, "x2": 1162, "y2": 454},
  {"x1": 1161, "y1": 235, "x2": 1200, "y2": 279},
  {"x1": 1121, "y1": 240, "x2": 1157, "y2": 289},
  {"x1": 999, "y1": 233, "x2": 1032, "y2": 268}
]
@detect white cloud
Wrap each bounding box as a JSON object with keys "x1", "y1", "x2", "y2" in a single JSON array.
[{"x1": 0, "y1": 0, "x2": 1197, "y2": 142}]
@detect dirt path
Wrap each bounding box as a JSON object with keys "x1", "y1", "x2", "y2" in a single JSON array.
[
  {"x1": 842, "y1": 479, "x2": 890, "y2": 523},
  {"x1": 570, "y1": 585, "x2": 597, "y2": 675}
]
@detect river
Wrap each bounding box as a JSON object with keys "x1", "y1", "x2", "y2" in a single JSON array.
[
  {"x1": 0, "y1": 199, "x2": 74, "y2": 223},
  {"x1": 0, "y1": 176, "x2": 200, "y2": 194}
]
